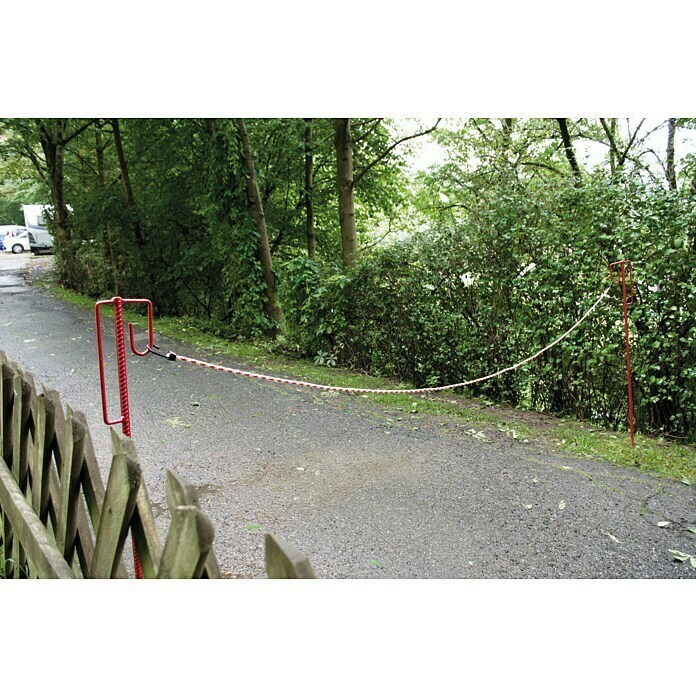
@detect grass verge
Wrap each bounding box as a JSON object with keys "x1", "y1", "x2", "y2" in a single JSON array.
[{"x1": 46, "y1": 284, "x2": 696, "y2": 483}]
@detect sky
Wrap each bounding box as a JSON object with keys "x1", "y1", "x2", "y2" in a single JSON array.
[
  {"x1": 403, "y1": 117, "x2": 696, "y2": 178},
  {"x1": 2, "y1": 3, "x2": 694, "y2": 692}
]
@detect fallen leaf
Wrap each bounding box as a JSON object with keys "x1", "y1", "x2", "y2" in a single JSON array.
[
  {"x1": 296, "y1": 467, "x2": 305, "y2": 471},
  {"x1": 190, "y1": 401, "x2": 200, "y2": 407},
  {"x1": 369, "y1": 559, "x2": 385, "y2": 569},
  {"x1": 657, "y1": 520, "x2": 670, "y2": 528},
  {"x1": 559, "y1": 501, "x2": 566, "y2": 510},
  {"x1": 687, "y1": 527, "x2": 696, "y2": 535},
  {"x1": 523, "y1": 504, "x2": 533, "y2": 509},
  {"x1": 246, "y1": 524, "x2": 261, "y2": 531},
  {"x1": 669, "y1": 549, "x2": 692, "y2": 563},
  {"x1": 165, "y1": 416, "x2": 191, "y2": 428},
  {"x1": 606, "y1": 532, "x2": 621, "y2": 544},
  {"x1": 682, "y1": 479, "x2": 691, "y2": 486}
]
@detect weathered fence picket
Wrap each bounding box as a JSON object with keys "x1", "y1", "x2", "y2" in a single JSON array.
[
  {"x1": 0, "y1": 350, "x2": 315, "y2": 579},
  {"x1": 265, "y1": 533, "x2": 315, "y2": 579},
  {"x1": 0, "y1": 460, "x2": 73, "y2": 578}
]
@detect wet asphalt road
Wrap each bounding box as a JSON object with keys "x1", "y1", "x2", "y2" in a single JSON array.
[{"x1": 1, "y1": 253, "x2": 695, "y2": 578}]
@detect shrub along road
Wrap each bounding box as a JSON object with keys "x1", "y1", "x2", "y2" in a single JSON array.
[{"x1": 1, "y1": 254, "x2": 695, "y2": 578}]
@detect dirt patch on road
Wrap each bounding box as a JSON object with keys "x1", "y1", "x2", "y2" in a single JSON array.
[{"x1": 20, "y1": 255, "x2": 56, "y2": 286}]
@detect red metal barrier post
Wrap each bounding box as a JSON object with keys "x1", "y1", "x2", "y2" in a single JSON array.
[
  {"x1": 609, "y1": 261, "x2": 636, "y2": 448},
  {"x1": 94, "y1": 297, "x2": 155, "y2": 577}
]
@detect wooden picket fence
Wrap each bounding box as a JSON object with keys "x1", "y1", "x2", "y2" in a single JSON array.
[{"x1": 0, "y1": 350, "x2": 315, "y2": 579}]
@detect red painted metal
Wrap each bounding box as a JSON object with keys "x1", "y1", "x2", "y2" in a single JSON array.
[
  {"x1": 609, "y1": 261, "x2": 636, "y2": 447},
  {"x1": 94, "y1": 297, "x2": 155, "y2": 425},
  {"x1": 95, "y1": 296, "x2": 155, "y2": 578}
]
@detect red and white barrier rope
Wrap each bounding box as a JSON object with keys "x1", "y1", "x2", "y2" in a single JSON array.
[{"x1": 169, "y1": 286, "x2": 612, "y2": 394}]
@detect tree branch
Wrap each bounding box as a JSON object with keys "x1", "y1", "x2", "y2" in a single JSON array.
[
  {"x1": 519, "y1": 160, "x2": 565, "y2": 175},
  {"x1": 555, "y1": 118, "x2": 583, "y2": 183},
  {"x1": 62, "y1": 119, "x2": 97, "y2": 145},
  {"x1": 359, "y1": 218, "x2": 394, "y2": 252},
  {"x1": 351, "y1": 118, "x2": 381, "y2": 129},
  {"x1": 353, "y1": 118, "x2": 442, "y2": 185},
  {"x1": 599, "y1": 118, "x2": 620, "y2": 159},
  {"x1": 353, "y1": 118, "x2": 384, "y2": 144},
  {"x1": 19, "y1": 143, "x2": 48, "y2": 183},
  {"x1": 619, "y1": 117, "x2": 645, "y2": 166}
]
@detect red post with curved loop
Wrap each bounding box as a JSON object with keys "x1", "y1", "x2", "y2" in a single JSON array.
[
  {"x1": 94, "y1": 297, "x2": 156, "y2": 578},
  {"x1": 609, "y1": 261, "x2": 636, "y2": 448}
]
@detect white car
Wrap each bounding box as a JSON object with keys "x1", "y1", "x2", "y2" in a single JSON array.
[{"x1": 0, "y1": 227, "x2": 31, "y2": 254}]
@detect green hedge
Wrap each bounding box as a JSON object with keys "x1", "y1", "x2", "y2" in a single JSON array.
[{"x1": 280, "y1": 175, "x2": 695, "y2": 439}]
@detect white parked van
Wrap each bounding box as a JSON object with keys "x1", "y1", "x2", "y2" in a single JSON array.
[{"x1": 22, "y1": 204, "x2": 54, "y2": 254}]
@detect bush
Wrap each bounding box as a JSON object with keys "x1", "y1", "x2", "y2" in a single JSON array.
[{"x1": 281, "y1": 174, "x2": 694, "y2": 439}]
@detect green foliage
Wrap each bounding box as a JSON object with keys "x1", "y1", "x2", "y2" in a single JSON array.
[
  {"x1": 285, "y1": 172, "x2": 694, "y2": 439},
  {"x1": 314, "y1": 350, "x2": 337, "y2": 367},
  {"x1": 203, "y1": 120, "x2": 274, "y2": 336},
  {"x1": 0, "y1": 198, "x2": 24, "y2": 225},
  {"x1": 278, "y1": 255, "x2": 350, "y2": 355},
  {"x1": 2, "y1": 116, "x2": 694, "y2": 440},
  {"x1": 50, "y1": 280, "x2": 696, "y2": 480}
]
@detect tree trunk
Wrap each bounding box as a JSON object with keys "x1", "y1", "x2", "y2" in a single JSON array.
[
  {"x1": 599, "y1": 118, "x2": 619, "y2": 175},
  {"x1": 111, "y1": 118, "x2": 145, "y2": 248},
  {"x1": 95, "y1": 125, "x2": 120, "y2": 293},
  {"x1": 555, "y1": 118, "x2": 582, "y2": 184},
  {"x1": 37, "y1": 120, "x2": 70, "y2": 246},
  {"x1": 666, "y1": 118, "x2": 677, "y2": 191},
  {"x1": 333, "y1": 118, "x2": 358, "y2": 267},
  {"x1": 234, "y1": 118, "x2": 284, "y2": 330},
  {"x1": 36, "y1": 119, "x2": 72, "y2": 284},
  {"x1": 501, "y1": 118, "x2": 513, "y2": 152},
  {"x1": 304, "y1": 118, "x2": 316, "y2": 259}
]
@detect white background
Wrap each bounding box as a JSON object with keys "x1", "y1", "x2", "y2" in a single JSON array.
[{"x1": 1, "y1": 2, "x2": 695, "y2": 693}]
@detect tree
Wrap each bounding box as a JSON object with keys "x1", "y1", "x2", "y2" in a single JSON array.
[
  {"x1": 333, "y1": 117, "x2": 441, "y2": 267},
  {"x1": 304, "y1": 118, "x2": 316, "y2": 259},
  {"x1": 555, "y1": 118, "x2": 583, "y2": 184},
  {"x1": 94, "y1": 121, "x2": 121, "y2": 292},
  {"x1": 333, "y1": 118, "x2": 357, "y2": 266},
  {"x1": 0, "y1": 118, "x2": 94, "y2": 284},
  {"x1": 600, "y1": 117, "x2": 645, "y2": 173},
  {"x1": 666, "y1": 118, "x2": 677, "y2": 191},
  {"x1": 234, "y1": 118, "x2": 284, "y2": 330},
  {"x1": 111, "y1": 118, "x2": 145, "y2": 249}
]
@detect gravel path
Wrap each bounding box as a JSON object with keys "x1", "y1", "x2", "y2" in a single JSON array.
[{"x1": 1, "y1": 253, "x2": 695, "y2": 578}]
